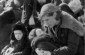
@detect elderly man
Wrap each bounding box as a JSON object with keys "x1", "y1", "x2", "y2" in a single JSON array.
[{"x1": 37, "y1": 3, "x2": 84, "y2": 55}]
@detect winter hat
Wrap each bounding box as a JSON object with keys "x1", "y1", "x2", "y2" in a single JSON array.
[
  {"x1": 36, "y1": 42, "x2": 57, "y2": 52},
  {"x1": 31, "y1": 34, "x2": 52, "y2": 50},
  {"x1": 12, "y1": 23, "x2": 27, "y2": 33}
]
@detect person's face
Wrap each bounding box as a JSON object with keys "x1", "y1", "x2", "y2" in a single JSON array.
[
  {"x1": 41, "y1": 12, "x2": 60, "y2": 28},
  {"x1": 35, "y1": 48, "x2": 51, "y2": 55},
  {"x1": 14, "y1": 30, "x2": 23, "y2": 40}
]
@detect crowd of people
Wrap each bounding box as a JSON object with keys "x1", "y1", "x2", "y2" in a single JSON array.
[{"x1": 0, "y1": 0, "x2": 84, "y2": 55}]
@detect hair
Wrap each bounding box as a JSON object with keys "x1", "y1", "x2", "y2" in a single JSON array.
[
  {"x1": 10, "y1": 23, "x2": 28, "y2": 42},
  {"x1": 31, "y1": 34, "x2": 52, "y2": 50},
  {"x1": 36, "y1": 42, "x2": 57, "y2": 52}
]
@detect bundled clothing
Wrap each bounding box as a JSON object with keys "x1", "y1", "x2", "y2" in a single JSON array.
[
  {"x1": 6, "y1": 24, "x2": 32, "y2": 55},
  {"x1": 35, "y1": 3, "x2": 84, "y2": 55}
]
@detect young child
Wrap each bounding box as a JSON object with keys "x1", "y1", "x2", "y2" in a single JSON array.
[
  {"x1": 28, "y1": 28, "x2": 46, "y2": 42},
  {"x1": 1, "y1": 23, "x2": 32, "y2": 55}
]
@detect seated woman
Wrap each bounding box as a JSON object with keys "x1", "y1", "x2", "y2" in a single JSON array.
[{"x1": 1, "y1": 23, "x2": 32, "y2": 55}]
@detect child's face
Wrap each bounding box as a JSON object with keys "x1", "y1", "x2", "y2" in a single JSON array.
[{"x1": 14, "y1": 30, "x2": 23, "y2": 40}]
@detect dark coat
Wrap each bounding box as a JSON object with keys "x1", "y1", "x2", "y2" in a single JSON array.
[
  {"x1": 10, "y1": 24, "x2": 32, "y2": 55},
  {"x1": 46, "y1": 11, "x2": 84, "y2": 55},
  {"x1": 21, "y1": 0, "x2": 52, "y2": 28},
  {"x1": 38, "y1": 10, "x2": 84, "y2": 55}
]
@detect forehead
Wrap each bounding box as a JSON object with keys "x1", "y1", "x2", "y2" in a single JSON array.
[
  {"x1": 14, "y1": 30, "x2": 22, "y2": 33},
  {"x1": 41, "y1": 12, "x2": 57, "y2": 21}
]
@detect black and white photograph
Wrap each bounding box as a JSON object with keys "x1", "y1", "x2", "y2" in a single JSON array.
[{"x1": 0, "y1": 0, "x2": 84, "y2": 55}]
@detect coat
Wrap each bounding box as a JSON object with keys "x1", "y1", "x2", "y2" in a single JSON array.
[
  {"x1": 36, "y1": 3, "x2": 84, "y2": 55},
  {"x1": 48, "y1": 11, "x2": 84, "y2": 55},
  {"x1": 9, "y1": 24, "x2": 32, "y2": 55}
]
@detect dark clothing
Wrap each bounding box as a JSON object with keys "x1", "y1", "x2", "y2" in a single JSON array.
[
  {"x1": 21, "y1": 0, "x2": 52, "y2": 28},
  {"x1": 10, "y1": 39, "x2": 32, "y2": 55},
  {"x1": 0, "y1": 10, "x2": 15, "y2": 24},
  {"x1": 10, "y1": 24, "x2": 32, "y2": 55},
  {"x1": 31, "y1": 27, "x2": 84, "y2": 55},
  {"x1": 39, "y1": 11, "x2": 84, "y2": 55},
  {"x1": 51, "y1": 28, "x2": 81, "y2": 55}
]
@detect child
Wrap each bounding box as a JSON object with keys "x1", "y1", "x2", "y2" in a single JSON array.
[
  {"x1": 1, "y1": 23, "x2": 32, "y2": 55},
  {"x1": 28, "y1": 28, "x2": 46, "y2": 41}
]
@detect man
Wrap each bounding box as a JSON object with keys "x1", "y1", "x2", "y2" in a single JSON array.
[{"x1": 37, "y1": 3, "x2": 84, "y2": 55}]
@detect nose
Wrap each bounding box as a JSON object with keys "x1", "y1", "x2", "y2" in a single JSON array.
[
  {"x1": 43, "y1": 24, "x2": 49, "y2": 33},
  {"x1": 16, "y1": 34, "x2": 19, "y2": 38}
]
